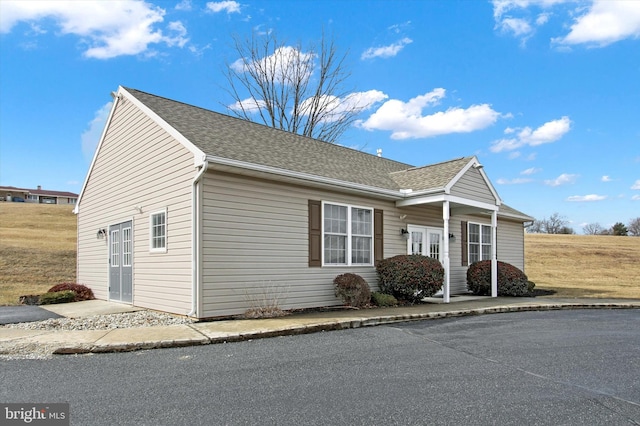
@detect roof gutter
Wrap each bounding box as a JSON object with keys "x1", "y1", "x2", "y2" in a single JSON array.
[{"x1": 188, "y1": 159, "x2": 208, "y2": 318}]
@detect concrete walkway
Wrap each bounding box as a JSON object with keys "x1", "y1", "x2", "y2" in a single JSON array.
[{"x1": 1, "y1": 297, "x2": 639, "y2": 356}]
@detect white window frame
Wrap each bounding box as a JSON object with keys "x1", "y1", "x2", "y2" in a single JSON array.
[
  {"x1": 149, "y1": 208, "x2": 167, "y2": 253},
  {"x1": 468, "y1": 222, "x2": 492, "y2": 264},
  {"x1": 322, "y1": 201, "x2": 373, "y2": 266}
]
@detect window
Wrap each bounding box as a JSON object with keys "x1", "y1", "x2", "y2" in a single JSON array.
[
  {"x1": 150, "y1": 209, "x2": 167, "y2": 252},
  {"x1": 122, "y1": 227, "x2": 132, "y2": 266},
  {"x1": 468, "y1": 222, "x2": 492, "y2": 264},
  {"x1": 323, "y1": 202, "x2": 372, "y2": 265}
]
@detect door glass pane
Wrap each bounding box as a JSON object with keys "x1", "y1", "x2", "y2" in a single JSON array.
[
  {"x1": 429, "y1": 232, "x2": 440, "y2": 260},
  {"x1": 111, "y1": 230, "x2": 119, "y2": 267},
  {"x1": 411, "y1": 231, "x2": 423, "y2": 255},
  {"x1": 122, "y1": 227, "x2": 132, "y2": 267}
]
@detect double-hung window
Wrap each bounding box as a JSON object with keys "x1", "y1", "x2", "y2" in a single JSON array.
[
  {"x1": 468, "y1": 222, "x2": 492, "y2": 264},
  {"x1": 323, "y1": 202, "x2": 373, "y2": 265},
  {"x1": 150, "y1": 209, "x2": 167, "y2": 252}
]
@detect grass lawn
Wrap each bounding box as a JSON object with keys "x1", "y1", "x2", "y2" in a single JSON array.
[
  {"x1": 0, "y1": 203, "x2": 76, "y2": 305},
  {"x1": 525, "y1": 233, "x2": 640, "y2": 299}
]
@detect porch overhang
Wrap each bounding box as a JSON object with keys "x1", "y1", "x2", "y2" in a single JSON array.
[{"x1": 396, "y1": 192, "x2": 499, "y2": 304}]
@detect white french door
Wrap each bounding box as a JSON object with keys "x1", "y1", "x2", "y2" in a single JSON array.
[
  {"x1": 407, "y1": 225, "x2": 444, "y2": 295},
  {"x1": 407, "y1": 225, "x2": 443, "y2": 261}
]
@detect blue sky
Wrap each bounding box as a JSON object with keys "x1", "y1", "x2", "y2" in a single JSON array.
[{"x1": 1, "y1": 0, "x2": 639, "y2": 232}]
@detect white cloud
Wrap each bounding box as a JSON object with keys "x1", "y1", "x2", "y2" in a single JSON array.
[
  {"x1": 521, "y1": 167, "x2": 542, "y2": 175},
  {"x1": 230, "y1": 90, "x2": 388, "y2": 123},
  {"x1": 361, "y1": 37, "x2": 413, "y2": 60},
  {"x1": 175, "y1": 0, "x2": 192, "y2": 11},
  {"x1": 206, "y1": 1, "x2": 240, "y2": 13},
  {"x1": 566, "y1": 194, "x2": 607, "y2": 202},
  {"x1": 632, "y1": 195, "x2": 640, "y2": 201},
  {"x1": 631, "y1": 179, "x2": 640, "y2": 190},
  {"x1": 228, "y1": 97, "x2": 266, "y2": 113},
  {"x1": 232, "y1": 46, "x2": 315, "y2": 84},
  {"x1": 554, "y1": 1, "x2": 640, "y2": 47},
  {"x1": 536, "y1": 12, "x2": 550, "y2": 25},
  {"x1": 81, "y1": 101, "x2": 112, "y2": 163},
  {"x1": 492, "y1": 0, "x2": 640, "y2": 48},
  {"x1": 359, "y1": 89, "x2": 500, "y2": 139},
  {"x1": 490, "y1": 116, "x2": 571, "y2": 152},
  {"x1": 499, "y1": 17, "x2": 533, "y2": 37},
  {"x1": 496, "y1": 178, "x2": 533, "y2": 184},
  {"x1": 544, "y1": 173, "x2": 578, "y2": 186},
  {"x1": 601, "y1": 175, "x2": 613, "y2": 182},
  {"x1": 0, "y1": 0, "x2": 188, "y2": 59}
]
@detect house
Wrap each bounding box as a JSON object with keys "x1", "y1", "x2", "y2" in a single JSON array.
[
  {"x1": 75, "y1": 86, "x2": 533, "y2": 319},
  {"x1": 0, "y1": 185, "x2": 78, "y2": 204}
]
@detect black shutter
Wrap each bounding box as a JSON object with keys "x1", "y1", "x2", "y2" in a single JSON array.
[
  {"x1": 374, "y1": 209, "x2": 384, "y2": 262},
  {"x1": 461, "y1": 221, "x2": 468, "y2": 266},
  {"x1": 308, "y1": 200, "x2": 322, "y2": 267}
]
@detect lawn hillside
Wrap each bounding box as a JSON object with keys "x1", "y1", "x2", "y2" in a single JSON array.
[
  {"x1": 0, "y1": 203, "x2": 638, "y2": 305},
  {"x1": 0, "y1": 203, "x2": 76, "y2": 305},
  {"x1": 525, "y1": 234, "x2": 640, "y2": 299}
]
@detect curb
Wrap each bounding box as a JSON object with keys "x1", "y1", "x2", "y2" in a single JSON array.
[{"x1": 51, "y1": 302, "x2": 640, "y2": 356}]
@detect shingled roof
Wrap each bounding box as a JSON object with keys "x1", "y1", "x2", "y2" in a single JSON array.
[
  {"x1": 120, "y1": 88, "x2": 531, "y2": 221},
  {"x1": 127, "y1": 88, "x2": 412, "y2": 191}
]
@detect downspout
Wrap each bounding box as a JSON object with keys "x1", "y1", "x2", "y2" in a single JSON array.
[{"x1": 188, "y1": 160, "x2": 208, "y2": 317}]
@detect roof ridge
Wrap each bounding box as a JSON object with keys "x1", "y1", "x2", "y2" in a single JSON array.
[
  {"x1": 124, "y1": 87, "x2": 413, "y2": 169},
  {"x1": 389, "y1": 156, "x2": 472, "y2": 174}
]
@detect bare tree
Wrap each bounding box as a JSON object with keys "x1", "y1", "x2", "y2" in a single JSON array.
[
  {"x1": 628, "y1": 217, "x2": 640, "y2": 236},
  {"x1": 583, "y1": 222, "x2": 604, "y2": 235},
  {"x1": 544, "y1": 212, "x2": 570, "y2": 234},
  {"x1": 223, "y1": 31, "x2": 374, "y2": 143},
  {"x1": 528, "y1": 212, "x2": 573, "y2": 234}
]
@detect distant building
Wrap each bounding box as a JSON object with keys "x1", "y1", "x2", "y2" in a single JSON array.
[{"x1": 0, "y1": 185, "x2": 78, "y2": 205}]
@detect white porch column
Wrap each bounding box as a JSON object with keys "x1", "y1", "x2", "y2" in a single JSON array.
[
  {"x1": 491, "y1": 210, "x2": 498, "y2": 298},
  {"x1": 443, "y1": 201, "x2": 451, "y2": 303}
]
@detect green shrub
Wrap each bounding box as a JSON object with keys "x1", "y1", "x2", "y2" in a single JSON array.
[
  {"x1": 38, "y1": 290, "x2": 76, "y2": 305},
  {"x1": 333, "y1": 273, "x2": 371, "y2": 308},
  {"x1": 376, "y1": 255, "x2": 444, "y2": 303},
  {"x1": 48, "y1": 283, "x2": 95, "y2": 302},
  {"x1": 371, "y1": 292, "x2": 398, "y2": 307},
  {"x1": 467, "y1": 260, "x2": 534, "y2": 296}
]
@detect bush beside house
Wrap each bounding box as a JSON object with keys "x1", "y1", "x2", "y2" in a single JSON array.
[
  {"x1": 467, "y1": 260, "x2": 535, "y2": 296},
  {"x1": 376, "y1": 255, "x2": 445, "y2": 303}
]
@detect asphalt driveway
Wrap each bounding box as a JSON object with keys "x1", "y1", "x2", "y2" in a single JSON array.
[{"x1": 0, "y1": 305, "x2": 62, "y2": 325}]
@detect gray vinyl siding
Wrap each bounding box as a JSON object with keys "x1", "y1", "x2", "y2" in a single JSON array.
[
  {"x1": 201, "y1": 171, "x2": 409, "y2": 318},
  {"x1": 497, "y1": 218, "x2": 526, "y2": 271},
  {"x1": 450, "y1": 168, "x2": 496, "y2": 205},
  {"x1": 200, "y1": 171, "x2": 480, "y2": 317},
  {"x1": 448, "y1": 215, "x2": 526, "y2": 294},
  {"x1": 77, "y1": 97, "x2": 195, "y2": 315}
]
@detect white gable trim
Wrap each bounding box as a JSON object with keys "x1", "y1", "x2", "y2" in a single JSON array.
[
  {"x1": 444, "y1": 156, "x2": 502, "y2": 206},
  {"x1": 74, "y1": 91, "x2": 121, "y2": 214},
  {"x1": 120, "y1": 87, "x2": 206, "y2": 165},
  {"x1": 74, "y1": 87, "x2": 206, "y2": 214},
  {"x1": 396, "y1": 193, "x2": 498, "y2": 211}
]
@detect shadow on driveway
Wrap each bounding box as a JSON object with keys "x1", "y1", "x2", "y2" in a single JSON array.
[{"x1": 0, "y1": 306, "x2": 62, "y2": 325}]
